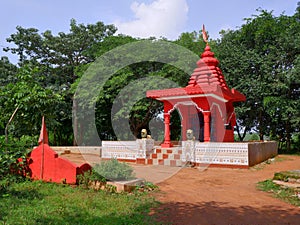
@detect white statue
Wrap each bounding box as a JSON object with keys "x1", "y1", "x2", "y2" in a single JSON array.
[
  {"x1": 186, "y1": 129, "x2": 195, "y2": 141},
  {"x1": 141, "y1": 129, "x2": 151, "y2": 139}
]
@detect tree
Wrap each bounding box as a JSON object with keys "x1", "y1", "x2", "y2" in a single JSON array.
[
  {"x1": 0, "y1": 64, "x2": 63, "y2": 139},
  {"x1": 216, "y1": 29, "x2": 270, "y2": 141},
  {"x1": 3, "y1": 20, "x2": 117, "y2": 145},
  {"x1": 174, "y1": 31, "x2": 205, "y2": 55},
  {"x1": 216, "y1": 8, "x2": 300, "y2": 151},
  {"x1": 0, "y1": 57, "x2": 18, "y2": 87}
]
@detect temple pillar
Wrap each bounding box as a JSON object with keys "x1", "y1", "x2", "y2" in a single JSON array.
[
  {"x1": 161, "y1": 113, "x2": 173, "y2": 147},
  {"x1": 181, "y1": 106, "x2": 188, "y2": 141},
  {"x1": 203, "y1": 111, "x2": 211, "y2": 142}
]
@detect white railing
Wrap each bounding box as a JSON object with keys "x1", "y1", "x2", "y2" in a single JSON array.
[
  {"x1": 182, "y1": 141, "x2": 249, "y2": 166},
  {"x1": 101, "y1": 139, "x2": 154, "y2": 160}
]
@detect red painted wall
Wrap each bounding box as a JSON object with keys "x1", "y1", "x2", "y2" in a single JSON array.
[{"x1": 28, "y1": 144, "x2": 91, "y2": 184}]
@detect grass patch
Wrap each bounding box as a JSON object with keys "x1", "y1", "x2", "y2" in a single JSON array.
[
  {"x1": 0, "y1": 180, "x2": 160, "y2": 224},
  {"x1": 257, "y1": 179, "x2": 300, "y2": 207},
  {"x1": 273, "y1": 171, "x2": 300, "y2": 182}
]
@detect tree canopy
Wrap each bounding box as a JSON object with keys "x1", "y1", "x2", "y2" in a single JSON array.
[{"x1": 216, "y1": 8, "x2": 300, "y2": 151}]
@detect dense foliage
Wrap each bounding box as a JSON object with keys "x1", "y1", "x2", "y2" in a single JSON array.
[
  {"x1": 216, "y1": 7, "x2": 300, "y2": 151},
  {"x1": 0, "y1": 135, "x2": 35, "y2": 192}
]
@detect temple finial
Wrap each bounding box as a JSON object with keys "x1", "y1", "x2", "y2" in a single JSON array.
[
  {"x1": 38, "y1": 116, "x2": 48, "y2": 145},
  {"x1": 202, "y1": 24, "x2": 208, "y2": 45}
]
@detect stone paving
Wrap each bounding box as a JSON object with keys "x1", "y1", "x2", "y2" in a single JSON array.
[{"x1": 59, "y1": 151, "x2": 183, "y2": 184}]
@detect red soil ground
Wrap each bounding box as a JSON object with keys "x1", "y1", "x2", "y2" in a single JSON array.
[{"x1": 151, "y1": 155, "x2": 300, "y2": 225}]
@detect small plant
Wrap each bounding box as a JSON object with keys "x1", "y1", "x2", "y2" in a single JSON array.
[
  {"x1": 104, "y1": 183, "x2": 117, "y2": 193},
  {"x1": 93, "y1": 159, "x2": 135, "y2": 181},
  {"x1": 135, "y1": 181, "x2": 158, "y2": 193},
  {"x1": 144, "y1": 181, "x2": 158, "y2": 190},
  {"x1": 77, "y1": 169, "x2": 106, "y2": 189}
]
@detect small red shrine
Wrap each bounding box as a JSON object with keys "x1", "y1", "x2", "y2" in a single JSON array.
[
  {"x1": 28, "y1": 117, "x2": 91, "y2": 184},
  {"x1": 146, "y1": 26, "x2": 246, "y2": 147}
]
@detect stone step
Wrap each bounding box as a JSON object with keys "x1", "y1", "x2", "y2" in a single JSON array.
[
  {"x1": 146, "y1": 148, "x2": 184, "y2": 167},
  {"x1": 146, "y1": 158, "x2": 183, "y2": 167},
  {"x1": 150, "y1": 152, "x2": 182, "y2": 161},
  {"x1": 134, "y1": 147, "x2": 185, "y2": 167},
  {"x1": 273, "y1": 180, "x2": 300, "y2": 188},
  {"x1": 155, "y1": 148, "x2": 182, "y2": 155}
]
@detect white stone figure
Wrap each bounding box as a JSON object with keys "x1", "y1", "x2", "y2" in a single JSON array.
[
  {"x1": 137, "y1": 129, "x2": 154, "y2": 158},
  {"x1": 141, "y1": 129, "x2": 151, "y2": 139},
  {"x1": 186, "y1": 129, "x2": 195, "y2": 141},
  {"x1": 183, "y1": 129, "x2": 195, "y2": 166}
]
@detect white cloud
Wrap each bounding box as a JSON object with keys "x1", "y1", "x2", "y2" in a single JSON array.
[{"x1": 114, "y1": 0, "x2": 189, "y2": 40}]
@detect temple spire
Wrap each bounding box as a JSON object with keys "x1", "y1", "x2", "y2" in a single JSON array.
[
  {"x1": 202, "y1": 24, "x2": 209, "y2": 45},
  {"x1": 38, "y1": 116, "x2": 49, "y2": 145}
]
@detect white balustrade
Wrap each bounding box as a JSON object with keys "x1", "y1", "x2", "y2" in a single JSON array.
[
  {"x1": 182, "y1": 141, "x2": 249, "y2": 166},
  {"x1": 101, "y1": 139, "x2": 154, "y2": 160}
]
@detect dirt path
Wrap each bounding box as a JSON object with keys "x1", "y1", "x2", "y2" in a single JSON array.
[{"x1": 152, "y1": 155, "x2": 300, "y2": 225}]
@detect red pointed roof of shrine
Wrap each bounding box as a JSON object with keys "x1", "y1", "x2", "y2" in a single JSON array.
[{"x1": 147, "y1": 43, "x2": 246, "y2": 102}]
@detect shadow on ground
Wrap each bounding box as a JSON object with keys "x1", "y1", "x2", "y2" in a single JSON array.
[{"x1": 152, "y1": 201, "x2": 300, "y2": 225}]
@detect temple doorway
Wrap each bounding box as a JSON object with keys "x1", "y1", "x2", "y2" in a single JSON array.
[{"x1": 188, "y1": 111, "x2": 204, "y2": 142}]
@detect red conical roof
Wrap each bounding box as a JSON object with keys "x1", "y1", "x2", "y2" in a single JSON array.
[
  {"x1": 187, "y1": 45, "x2": 229, "y2": 90},
  {"x1": 147, "y1": 42, "x2": 245, "y2": 102}
]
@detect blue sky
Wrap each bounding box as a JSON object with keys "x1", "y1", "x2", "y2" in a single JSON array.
[{"x1": 0, "y1": 0, "x2": 299, "y2": 63}]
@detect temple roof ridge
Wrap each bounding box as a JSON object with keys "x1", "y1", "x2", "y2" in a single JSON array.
[{"x1": 187, "y1": 43, "x2": 229, "y2": 91}]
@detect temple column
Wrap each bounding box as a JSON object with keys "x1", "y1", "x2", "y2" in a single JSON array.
[
  {"x1": 181, "y1": 106, "x2": 188, "y2": 141},
  {"x1": 161, "y1": 113, "x2": 173, "y2": 147},
  {"x1": 203, "y1": 111, "x2": 211, "y2": 142}
]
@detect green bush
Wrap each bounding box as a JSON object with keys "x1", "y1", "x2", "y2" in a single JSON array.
[
  {"x1": 93, "y1": 159, "x2": 135, "y2": 181},
  {"x1": 0, "y1": 135, "x2": 34, "y2": 193},
  {"x1": 135, "y1": 181, "x2": 158, "y2": 193},
  {"x1": 249, "y1": 133, "x2": 260, "y2": 141}
]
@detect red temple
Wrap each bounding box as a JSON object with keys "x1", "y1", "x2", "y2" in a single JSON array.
[{"x1": 147, "y1": 31, "x2": 246, "y2": 147}]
